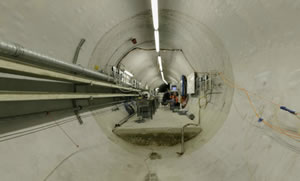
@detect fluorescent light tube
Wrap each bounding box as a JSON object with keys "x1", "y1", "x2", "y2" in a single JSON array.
[
  {"x1": 151, "y1": 0, "x2": 159, "y2": 30},
  {"x1": 124, "y1": 70, "x2": 133, "y2": 77},
  {"x1": 158, "y1": 56, "x2": 163, "y2": 71},
  {"x1": 162, "y1": 77, "x2": 168, "y2": 84},
  {"x1": 154, "y1": 30, "x2": 160, "y2": 53},
  {"x1": 161, "y1": 73, "x2": 167, "y2": 84}
]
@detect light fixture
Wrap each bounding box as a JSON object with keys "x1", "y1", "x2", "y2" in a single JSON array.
[
  {"x1": 151, "y1": 0, "x2": 165, "y2": 84},
  {"x1": 160, "y1": 71, "x2": 164, "y2": 79},
  {"x1": 158, "y1": 56, "x2": 163, "y2": 71},
  {"x1": 151, "y1": 0, "x2": 159, "y2": 30},
  {"x1": 160, "y1": 71, "x2": 168, "y2": 84},
  {"x1": 162, "y1": 77, "x2": 168, "y2": 84},
  {"x1": 154, "y1": 30, "x2": 160, "y2": 53},
  {"x1": 124, "y1": 70, "x2": 133, "y2": 77}
]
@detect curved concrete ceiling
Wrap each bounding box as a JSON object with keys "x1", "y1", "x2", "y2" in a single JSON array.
[
  {"x1": 0, "y1": 0, "x2": 300, "y2": 181},
  {"x1": 89, "y1": 8, "x2": 229, "y2": 88}
]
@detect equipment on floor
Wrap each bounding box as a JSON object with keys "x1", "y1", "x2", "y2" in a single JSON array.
[
  {"x1": 170, "y1": 84, "x2": 177, "y2": 92},
  {"x1": 187, "y1": 72, "x2": 196, "y2": 94},
  {"x1": 180, "y1": 75, "x2": 188, "y2": 108},
  {"x1": 136, "y1": 97, "x2": 159, "y2": 119},
  {"x1": 180, "y1": 75, "x2": 187, "y2": 97},
  {"x1": 161, "y1": 92, "x2": 171, "y2": 105},
  {"x1": 124, "y1": 102, "x2": 135, "y2": 115},
  {"x1": 114, "y1": 102, "x2": 136, "y2": 128}
]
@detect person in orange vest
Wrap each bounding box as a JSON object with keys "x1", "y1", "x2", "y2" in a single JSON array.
[{"x1": 169, "y1": 92, "x2": 175, "y2": 110}]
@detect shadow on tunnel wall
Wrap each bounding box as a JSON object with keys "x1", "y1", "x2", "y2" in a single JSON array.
[{"x1": 0, "y1": 77, "x2": 130, "y2": 135}]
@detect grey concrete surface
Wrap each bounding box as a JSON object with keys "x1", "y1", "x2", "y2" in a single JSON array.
[
  {"x1": 0, "y1": 0, "x2": 300, "y2": 181},
  {"x1": 113, "y1": 108, "x2": 202, "y2": 146}
]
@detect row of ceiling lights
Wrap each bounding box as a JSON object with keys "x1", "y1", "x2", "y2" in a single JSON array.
[{"x1": 151, "y1": 0, "x2": 168, "y2": 85}]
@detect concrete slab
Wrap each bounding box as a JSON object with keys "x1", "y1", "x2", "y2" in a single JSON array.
[
  {"x1": 113, "y1": 108, "x2": 202, "y2": 146},
  {"x1": 113, "y1": 126, "x2": 202, "y2": 146}
]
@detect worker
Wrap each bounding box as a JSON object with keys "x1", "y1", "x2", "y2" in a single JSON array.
[
  {"x1": 169, "y1": 92, "x2": 180, "y2": 110},
  {"x1": 170, "y1": 92, "x2": 174, "y2": 99}
]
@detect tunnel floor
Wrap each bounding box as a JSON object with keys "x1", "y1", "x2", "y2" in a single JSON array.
[{"x1": 113, "y1": 107, "x2": 202, "y2": 146}]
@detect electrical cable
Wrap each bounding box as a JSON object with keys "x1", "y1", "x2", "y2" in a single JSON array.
[
  {"x1": 0, "y1": 119, "x2": 74, "y2": 140},
  {"x1": 52, "y1": 116, "x2": 79, "y2": 148},
  {"x1": 43, "y1": 149, "x2": 79, "y2": 181},
  {"x1": 219, "y1": 72, "x2": 300, "y2": 140},
  {"x1": 43, "y1": 145, "x2": 100, "y2": 181}
]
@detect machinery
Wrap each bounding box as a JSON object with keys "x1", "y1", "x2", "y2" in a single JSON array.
[{"x1": 136, "y1": 97, "x2": 159, "y2": 119}]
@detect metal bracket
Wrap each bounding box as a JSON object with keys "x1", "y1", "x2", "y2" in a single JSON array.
[
  {"x1": 71, "y1": 38, "x2": 86, "y2": 125},
  {"x1": 72, "y1": 39, "x2": 85, "y2": 64}
]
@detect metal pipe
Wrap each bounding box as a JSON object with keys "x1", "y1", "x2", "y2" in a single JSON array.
[
  {"x1": 0, "y1": 91, "x2": 138, "y2": 102},
  {"x1": 177, "y1": 123, "x2": 198, "y2": 155},
  {"x1": 0, "y1": 58, "x2": 140, "y2": 92},
  {"x1": 0, "y1": 41, "x2": 115, "y2": 82},
  {"x1": 177, "y1": 95, "x2": 202, "y2": 156},
  {"x1": 114, "y1": 112, "x2": 137, "y2": 128}
]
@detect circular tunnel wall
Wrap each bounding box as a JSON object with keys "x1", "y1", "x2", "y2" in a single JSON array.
[
  {"x1": 90, "y1": 9, "x2": 234, "y2": 153},
  {"x1": 0, "y1": 0, "x2": 300, "y2": 181}
]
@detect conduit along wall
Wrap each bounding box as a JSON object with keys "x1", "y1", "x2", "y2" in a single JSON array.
[
  {"x1": 0, "y1": 52, "x2": 140, "y2": 117},
  {"x1": 0, "y1": 0, "x2": 300, "y2": 181}
]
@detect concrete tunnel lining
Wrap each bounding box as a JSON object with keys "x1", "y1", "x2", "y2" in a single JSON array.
[
  {"x1": 90, "y1": 8, "x2": 234, "y2": 152},
  {"x1": 0, "y1": 0, "x2": 300, "y2": 181}
]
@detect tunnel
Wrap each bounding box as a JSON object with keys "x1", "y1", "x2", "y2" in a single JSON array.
[{"x1": 0, "y1": 0, "x2": 300, "y2": 180}]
